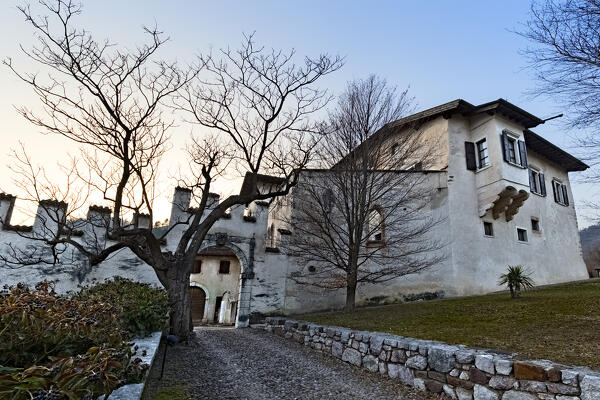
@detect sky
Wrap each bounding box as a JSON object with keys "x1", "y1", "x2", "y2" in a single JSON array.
[{"x1": 0, "y1": 0, "x2": 597, "y2": 227}]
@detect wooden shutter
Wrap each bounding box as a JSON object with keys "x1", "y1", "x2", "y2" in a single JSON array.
[
  {"x1": 501, "y1": 132, "x2": 511, "y2": 162},
  {"x1": 562, "y1": 185, "x2": 569, "y2": 206},
  {"x1": 539, "y1": 173, "x2": 546, "y2": 196},
  {"x1": 465, "y1": 142, "x2": 476, "y2": 170},
  {"x1": 518, "y1": 140, "x2": 528, "y2": 167},
  {"x1": 552, "y1": 181, "x2": 558, "y2": 202}
]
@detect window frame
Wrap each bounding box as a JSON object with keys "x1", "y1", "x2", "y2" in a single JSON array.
[
  {"x1": 516, "y1": 227, "x2": 528, "y2": 243},
  {"x1": 552, "y1": 179, "x2": 569, "y2": 206},
  {"x1": 475, "y1": 138, "x2": 490, "y2": 169},
  {"x1": 506, "y1": 135, "x2": 518, "y2": 164},
  {"x1": 529, "y1": 167, "x2": 543, "y2": 195},
  {"x1": 483, "y1": 221, "x2": 494, "y2": 237}
]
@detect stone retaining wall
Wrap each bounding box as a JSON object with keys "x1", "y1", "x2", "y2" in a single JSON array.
[{"x1": 260, "y1": 318, "x2": 600, "y2": 400}]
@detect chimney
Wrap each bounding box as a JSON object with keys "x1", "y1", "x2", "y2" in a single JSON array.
[
  {"x1": 169, "y1": 187, "x2": 192, "y2": 226},
  {"x1": 0, "y1": 193, "x2": 16, "y2": 230},
  {"x1": 33, "y1": 199, "x2": 67, "y2": 237}
]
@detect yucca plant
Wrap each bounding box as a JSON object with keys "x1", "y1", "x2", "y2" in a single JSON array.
[{"x1": 498, "y1": 265, "x2": 535, "y2": 298}]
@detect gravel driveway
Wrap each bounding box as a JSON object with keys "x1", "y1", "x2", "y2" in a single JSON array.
[{"x1": 143, "y1": 327, "x2": 445, "y2": 400}]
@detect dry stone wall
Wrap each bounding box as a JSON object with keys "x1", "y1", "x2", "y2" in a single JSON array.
[{"x1": 260, "y1": 318, "x2": 600, "y2": 400}]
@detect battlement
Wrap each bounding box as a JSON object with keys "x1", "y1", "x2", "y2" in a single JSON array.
[{"x1": 1, "y1": 189, "x2": 271, "y2": 247}]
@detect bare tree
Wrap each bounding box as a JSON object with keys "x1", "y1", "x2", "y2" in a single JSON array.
[
  {"x1": 2, "y1": 1, "x2": 342, "y2": 339},
  {"x1": 519, "y1": 0, "x2": 600, "y2": 178},
  {"x1": 283, "y1": 76, "x2": 445, "y2": 311}
]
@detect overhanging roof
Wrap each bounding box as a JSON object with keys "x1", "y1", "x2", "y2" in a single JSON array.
[
  {"x1": 524, "y1": 130, "x2": 588, "y2": 172},
  {"x1": 336, "y1": 98, "x2": 587, "y2": 172}
]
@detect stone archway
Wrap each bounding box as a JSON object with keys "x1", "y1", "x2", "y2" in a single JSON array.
[{"x1": 197, "y1": 234, "x2": 254, "y2": 328}]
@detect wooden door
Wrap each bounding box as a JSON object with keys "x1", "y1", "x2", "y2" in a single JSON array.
[{"x1": 189, "y1": 287, "x2": 206, "y2": 324}]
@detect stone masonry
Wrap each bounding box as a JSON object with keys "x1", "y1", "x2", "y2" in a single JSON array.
[{"x1": 260, "y1": 318, "x2": 600, "y2": 400}]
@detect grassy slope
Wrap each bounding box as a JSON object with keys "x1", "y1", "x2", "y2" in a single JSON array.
[{"x1": 300, "y1": 280, "x2": 600, "y2": 369}]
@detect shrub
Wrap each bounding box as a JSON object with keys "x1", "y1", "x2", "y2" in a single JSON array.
[
  {"x1": 0, "y1": 281, "x2": 127, "y2": 368},
  {"x1": 77, "y1": 277, "x2": 169, "y2": 337},
  {"x1": 498, "y1": 265, "x2": 535, "y2": 298},
  {"x1": 0, "y1": 346, "x2": 147, "y2": 400}
]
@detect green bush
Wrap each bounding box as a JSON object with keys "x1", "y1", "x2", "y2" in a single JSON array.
[
  {"x1": 0, "y1": 281, "x2": 127, "y2": 368},
  {"x1": 77, "y1": 277, "x2": 169, "y2": 337},
  {"x1": 0, "y1": 346, "x2": 147, "y2": 400},
  {"x1": 0, "y1": 278, "x2": 167, "y2": 399},
  {"x1": 498, "y1": 265, "x2": 535, "y2": 298}
]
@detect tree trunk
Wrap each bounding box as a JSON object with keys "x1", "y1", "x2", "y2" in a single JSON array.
[
  {"x1": 509, "y1": 284, "x2": 516, "y2": 299},
  {"x1": 345, "y1": 260, "x2": 358, "y2": 312},
  {"x1": 166, "y1": 264, "x2": 193, "y2": 341},
  {"x1": 345, "y1": 283, "x2": 356, "y2": 312}
]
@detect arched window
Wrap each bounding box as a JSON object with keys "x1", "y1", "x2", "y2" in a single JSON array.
[{"x1": 367, "y1": 207, "x2": 385, "y2": 243}]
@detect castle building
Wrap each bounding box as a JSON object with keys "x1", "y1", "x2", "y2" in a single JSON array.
[{"x1": 0, "y1": 99, "x2": 590, "y2": 327}]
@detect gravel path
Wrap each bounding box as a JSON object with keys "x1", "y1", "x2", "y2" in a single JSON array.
[{"x1": 143, "y1": 327, "x2": 445, "y2": 400}]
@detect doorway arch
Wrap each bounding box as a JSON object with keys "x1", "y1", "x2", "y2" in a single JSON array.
[{"x1": 189, "y1": 286, "x2": 207, "y2": 325}]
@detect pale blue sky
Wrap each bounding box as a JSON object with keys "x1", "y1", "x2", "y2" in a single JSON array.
[{"x1": 0, "y1": 1, "x2": 597, "y2": 226}]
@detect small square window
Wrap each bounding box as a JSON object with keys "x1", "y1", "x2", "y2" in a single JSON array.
[
  {"x1": 531, "y1": 219, "x2": 540, "y2": 232},
  {"x1": 219, "y1": 260, "x2": 231, "y2": 274},
  {"x1": 483, "y1": 222, "x2": 494, "y2": 237},
  {"x1": 191, "y1": 260, "x2": 202, "y2": 274},
  {"x1": 517, "y1": 228, "x2": 528, "y2": 242}
]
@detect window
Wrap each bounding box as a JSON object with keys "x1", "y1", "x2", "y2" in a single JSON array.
[
  {"x1": 531, "y1": 218, "x2": 540, "y2": 232},
  {"x1": 367, "y1": 208, "x2": 384, "y2": 243},
  {"x1": 502, "y1": 131, "x2": 528, "y2": 167},
  {"x1": 219, "y1": 260, "x2": 231, "y2": 274},
  {"x1": 506, "y1": 136, "x2": 517, "y2": 164},
  {"x1": 391, "y1": 143, "x2": 399, "y2": 155},
  {"x1": 552, "y1": 180, "x2": 569, "y2": 206},
  {"x1": 322, "y1": 189, "x2": 334, "y2": 212},
  {"x1": 517, "y1": 228, "x2": 528, "y2": 242},
  {"x1": 191, "y1": 260, "x2": 202, "y2": 274},
  {"x1": 476, "y1": 139, "x2": 489, "y2": 168},
  {"x1": 529, "y1": 168, "x2": 546, "y2": 196},
  {"x1": 483, "y1": 222, "x2": 494, "y2": 237}
]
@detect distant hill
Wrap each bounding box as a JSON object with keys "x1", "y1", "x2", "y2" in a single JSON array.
[
  {"x1": 581, "y1": 222, "x2": 600, "y2": 277},
  {"x1": 581, "y1": 222, "x2": 600, "y2": 256}
]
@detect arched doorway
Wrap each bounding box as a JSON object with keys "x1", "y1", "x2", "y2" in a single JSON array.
[{"x1": 189, "y1": 286, "x2": 207, "y2": 325}]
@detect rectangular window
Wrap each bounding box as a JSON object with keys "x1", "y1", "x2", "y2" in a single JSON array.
[
  {"x1": 476, "y1": 139, "x2": 489, "y2": 169},
  {"x1": 391, "y1": 143, "x2": 399, "y2": 155},
  {"x1": 483, "y1": 222, "x2": 494, "y2": 237},
  {"x1": 552, "y1": 180, "x2": 569, "y2": 206},
  {"x1": 529, "y1": 168, "x2": 546, "y2": 196},
  {"x1": 517, "y1": 228, "x2": 528, "y2": 242},
  {"x1": 507, "y1": 136, "x2": 517, "y2": 164},
  {"x1": 502, "y1": 131, "x2": 527, "y2": 167},
  {"x1": 219, "y1": 260, "x2": 231, "y2": 274},
  {"x1": 191, "y1": 260, "x2": 202, "y2": 274},
  {"x1": 531, "y1": 218, "x2": 540, "y2": 232}
]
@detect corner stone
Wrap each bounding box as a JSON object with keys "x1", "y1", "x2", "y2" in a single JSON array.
[{"x1": 342, "y1": 348, "x2": 362, "y2": 366}]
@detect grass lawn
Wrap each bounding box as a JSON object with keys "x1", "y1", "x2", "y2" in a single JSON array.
[{"x1": 300, "y1": 280, "x2": 600, "y2": 369}]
